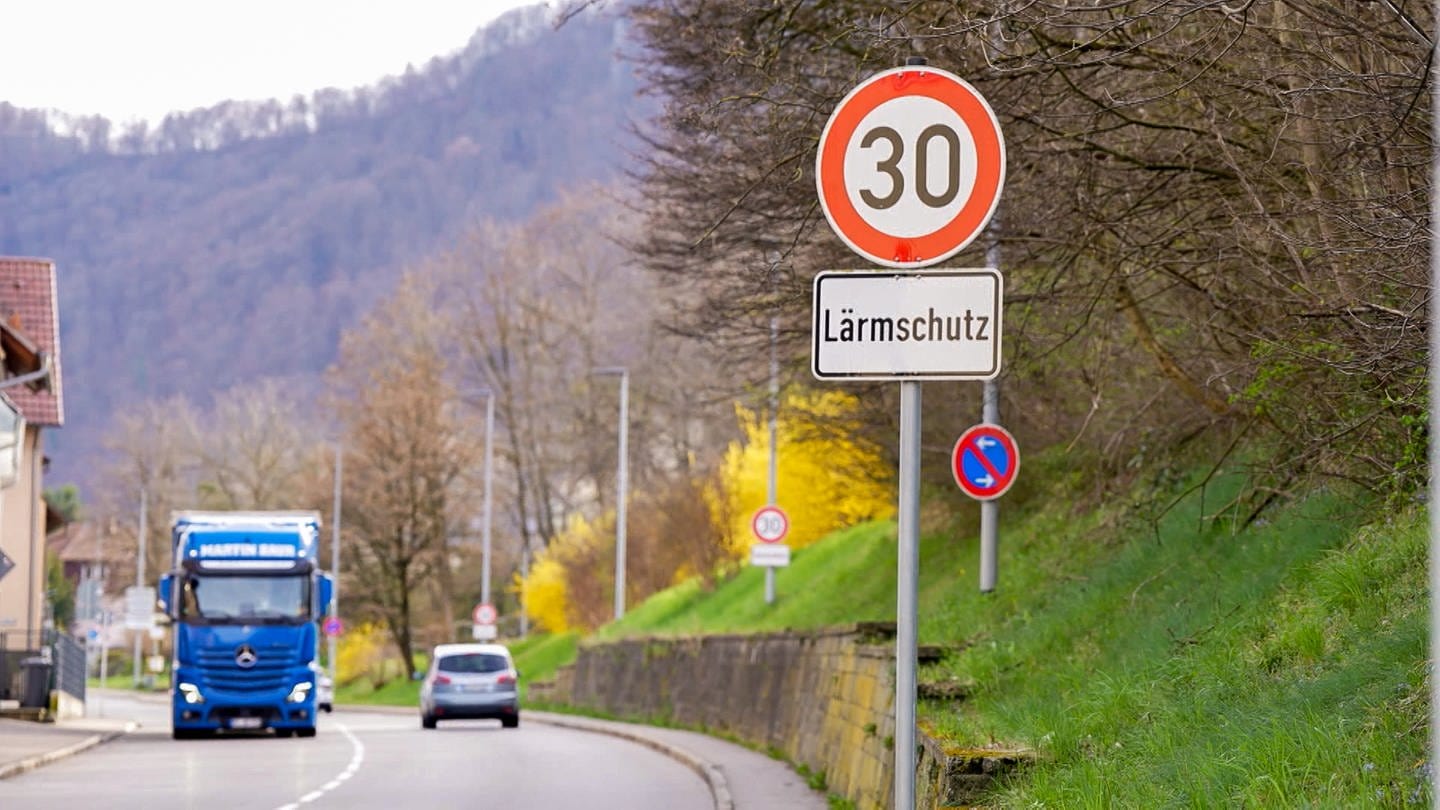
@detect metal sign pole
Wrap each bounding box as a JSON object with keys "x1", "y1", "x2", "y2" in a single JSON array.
[
  {"x1": 765, "y1": 312, "x2": 779, "y2": 605},
  {"x1": 979, "y1": 380, "x2": 1000, "y2": 592},
  {"x1": 981, "y1": 230, "x2": 1003, "y2": 593},
  {"x1": 896, "y1": 380, "x2": 922, "y2": 810}
]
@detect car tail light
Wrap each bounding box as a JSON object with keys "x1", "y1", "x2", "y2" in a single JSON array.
[
  {"x1": 497, "y1": 674, "x2": 515, "y2": 686},
  {"x1": 434, "y1": 675, "x2": 452, "y2": 686}
]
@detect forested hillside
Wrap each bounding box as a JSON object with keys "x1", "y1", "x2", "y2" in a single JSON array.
[{"x1": 0, "y1": 3, "x2": 646, "y2": 486}]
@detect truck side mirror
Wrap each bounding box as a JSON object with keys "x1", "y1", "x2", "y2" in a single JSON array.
[
  {"x1": 157, "y1": 573, "x2": 175, "y2": 616},
  {"x1": 317, "y1": 573, "x2": 335, "y2": 617}
]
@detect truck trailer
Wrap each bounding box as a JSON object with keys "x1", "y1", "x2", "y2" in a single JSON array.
[{"x1": 158, "y1": 511, "x2": 334, "y2": 739}]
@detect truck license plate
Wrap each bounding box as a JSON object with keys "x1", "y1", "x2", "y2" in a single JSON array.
[{"x1": 230, "y1": 717, "x2": 263, "y2": 729}]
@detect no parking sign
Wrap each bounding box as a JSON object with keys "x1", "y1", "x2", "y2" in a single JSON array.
[{"x1": 951, "y1": 424, "x2": 1019, "y2": 501}]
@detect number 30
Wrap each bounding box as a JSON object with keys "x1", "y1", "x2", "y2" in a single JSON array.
[{"x1": 858, "y1": 125, "x2": 962, "y2": 210}]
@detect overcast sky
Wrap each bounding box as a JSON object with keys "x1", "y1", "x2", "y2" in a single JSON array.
[{"x1": 0, "y1": 1, "x2": 544, "y2": 124}]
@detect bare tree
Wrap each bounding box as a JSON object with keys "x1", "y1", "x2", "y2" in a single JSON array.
[
  {"x1": 328, "y1": 274, "x2": 476, "y2": 679},
  {"x1": 625, "y1": 0, "x2": 1431, "y2": 500},
  {"x1": 185, "y1": 378, "x2": 321, "y2": 510},
  {"x1": 94, "y1": 397, "x2": 200, "y2": 587}
]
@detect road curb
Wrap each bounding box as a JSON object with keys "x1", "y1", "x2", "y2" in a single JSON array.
[
  {"x1": 0, "y1": 721, "x2": 138, "y2": 781},
  {"x1": 528, "y1": 712, "x2": 735, "y2": 810}
]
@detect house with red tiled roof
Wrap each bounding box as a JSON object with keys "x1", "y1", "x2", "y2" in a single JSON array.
[{"x1": 0, "y1": 257, "x2": 64, "y2": 666}]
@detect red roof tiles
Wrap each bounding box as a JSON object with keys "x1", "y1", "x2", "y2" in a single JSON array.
[{"x1": 0, "y1": 258, "x2": 64, "y2": 426}]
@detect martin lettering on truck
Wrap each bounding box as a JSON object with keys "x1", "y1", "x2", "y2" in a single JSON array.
[
  {"x1": 195, "y1": 542, "x2": 298, "y2": 559},
  {"x1": 160, "y1": 511, "x2": 335, "y2": 740}
]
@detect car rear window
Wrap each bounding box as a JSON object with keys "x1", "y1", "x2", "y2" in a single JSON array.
[{"x1": 436, "y1": 653, "x2": 509, "y2": 674}]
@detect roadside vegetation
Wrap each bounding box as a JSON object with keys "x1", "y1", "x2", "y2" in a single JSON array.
[{"x1": 506, "y1": 449, "x2": 1430, "y2": 808}]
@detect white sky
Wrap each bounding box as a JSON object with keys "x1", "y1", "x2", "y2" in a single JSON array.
[{"x1": 0, "y1": 1, "x2": 545, "y2": 124}]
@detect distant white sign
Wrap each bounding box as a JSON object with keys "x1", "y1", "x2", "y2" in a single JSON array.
[
  {"x1": 750, "y1": 544, "x2": 792, "y2": 568},
  {"x1": 472, "y1": 624, "x2": 498, "y2": 641},
  {"x1": 812, "y1": 269, "x2": 1002, "y2": 380},
  {"x1": 124, "y1": 585, "x2": 156, "y2": 630}
]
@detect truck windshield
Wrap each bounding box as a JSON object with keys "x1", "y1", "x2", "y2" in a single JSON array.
[{"x1": 179, "y1": 573, "x2": 310, "y2": 624}]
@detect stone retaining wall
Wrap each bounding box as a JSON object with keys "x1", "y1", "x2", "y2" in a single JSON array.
[{"x1": 531, "y1": 623, "x2": 1028, "y2": 808}]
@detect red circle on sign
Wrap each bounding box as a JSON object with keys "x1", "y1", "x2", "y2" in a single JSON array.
[
  {"x1": 473, "y1": 603, "x2": 497, "y2": 625},
  {"x1": 752, "y1": 506, "x2": 790, "y2": 544},
  {"x1": 816, "y1": 66, "x2": 1005, "y2": 268},
  {"x1": 951, "y1": 424, "x2": 1019, "y2": 501}
]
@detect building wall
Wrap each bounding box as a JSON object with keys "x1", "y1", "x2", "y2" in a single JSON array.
[{"x1": 0, "y1": 427, "x2": 45, "y2": 649}]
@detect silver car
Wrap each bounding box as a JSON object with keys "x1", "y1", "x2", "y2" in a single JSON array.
[{"x1": 419, "y1": 643, "x2": 520, "y2": 729}]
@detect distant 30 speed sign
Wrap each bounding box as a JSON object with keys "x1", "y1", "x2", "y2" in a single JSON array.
[
  {"x1": 752, "y1": 505, "x2": 790, "y2": 544},
  {"x1": 816, "y1": 65, "x2": 1005, "y2": 268}
]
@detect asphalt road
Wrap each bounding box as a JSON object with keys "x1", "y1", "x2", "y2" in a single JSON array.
[{"x1": 0, "y1": 693, "x2": 713, "y2": 809}]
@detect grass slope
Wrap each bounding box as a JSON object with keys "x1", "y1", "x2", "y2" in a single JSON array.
[{"x1": 514, "y1": 465, "x2": 1430, "y2": 808}]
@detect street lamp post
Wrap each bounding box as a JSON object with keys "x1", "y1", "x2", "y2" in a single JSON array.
[
  {"x1": 329, "y1": 443, "x2": 341, "y2": 682},
  {"x1": 133, "y1": 487, "x2": 147, "y2": 688},
  {"x1": 592, "y1": 367, "x2": 629, "y2": 622},
  {"x1": 481, "y1": 391, "x2": 495, "y2": 608}
]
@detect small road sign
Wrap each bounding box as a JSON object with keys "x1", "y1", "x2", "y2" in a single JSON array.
[
  {"x1": 750, "y1": 544, "x2": 792, "y2": 568},
  {"x1": 472, "y1": 603, "x2": 497, "y2": 626},
  {"x1": 952, "y1": 424, "x2": 1020, "y2": 500},
  {"x1": 472, "y1": 624, "x2": 498, "y2": 641},
  {"x1": 751, "y1": 505, "x2": 790, "y2": 544},
  {"x1": 124, "y1": 585, "x2": 157, "y2": 630},
  {"x1": 812, "y1": 269, "x2": 1001, "y2": 380},
  {"x1": 816, "y1": 65, "x2": 1005, "y2": 268},
  {"x1": 322, "y1": 616, "x2": 344, "y2": 637}
]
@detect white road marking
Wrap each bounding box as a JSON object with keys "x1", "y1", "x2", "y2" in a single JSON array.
[{"x1": 274, "y1": 721, "x2": 365, "y2": 809}]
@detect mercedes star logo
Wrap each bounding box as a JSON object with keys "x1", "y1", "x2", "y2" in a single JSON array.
[{"x1": 235, "y1": 645, "x2": 258, "y2": 669}]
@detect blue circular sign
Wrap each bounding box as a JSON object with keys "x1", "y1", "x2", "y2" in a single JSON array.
[{"x1": 322, "y1": 616, "x2": 343, "y2": 637}]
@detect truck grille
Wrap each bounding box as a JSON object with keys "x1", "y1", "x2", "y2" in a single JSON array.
[{"x1": 196, "y1": 646, "x2": 298, "y2": 693}]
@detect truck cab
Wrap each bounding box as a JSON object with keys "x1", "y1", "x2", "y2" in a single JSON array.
[{"x1": 158, "y1": 512, "x2": 334, "y2": 739}]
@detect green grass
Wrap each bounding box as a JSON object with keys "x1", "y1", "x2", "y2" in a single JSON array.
[
  {"x1": 509, "y1": 631, "x2": 579, "y2": 698},
  {"x1": 334, "y1": 673, "x2": 422, "y2": 706},
  {"x1": 597, "y1": 520, "x2": 903, "y2": 638},
  {"x1": 959, "y1": 494, "x2": 1432, "y2": 808}
]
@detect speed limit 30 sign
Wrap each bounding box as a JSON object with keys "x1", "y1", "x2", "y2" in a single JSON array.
[
  {"x1": 752, "y1": 505, "x2": 790, "y2": 544},
  {"x1": 816, "y1": 65, "x2": 1005, "y2": 268}
]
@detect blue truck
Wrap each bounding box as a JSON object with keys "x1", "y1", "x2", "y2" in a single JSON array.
[{"x1": 158, "y1": 511, "x2": 334, "y2": 739}]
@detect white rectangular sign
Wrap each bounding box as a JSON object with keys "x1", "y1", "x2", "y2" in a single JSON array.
[
  {"x1": 812, "y1": 269, "x2": 1002, "y2": 380},
  {"x1": 124, "y1": 585, "x2": 157, "y2": 630},
  {"x1": 472, "y1": 624, "x2": 498, "y2": 641},
  {"x1": 750, "y1": 544, "x2": 791, "y2": 568}
]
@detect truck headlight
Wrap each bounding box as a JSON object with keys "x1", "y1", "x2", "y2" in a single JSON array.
[
  {"x1": 177, "y1": 683, "x2": 204, "y2": 704},
  {"x1": 286, "y1": 682, "x2": 313, "y2": 703}
]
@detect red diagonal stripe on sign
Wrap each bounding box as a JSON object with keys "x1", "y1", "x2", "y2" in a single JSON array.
[{"x1": 964, "y1": 438, "x2": 1005, "y2": 488}]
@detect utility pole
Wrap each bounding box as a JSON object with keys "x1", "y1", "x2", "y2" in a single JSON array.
[{"x1": 592, "y1": 367, "x2": 629, "y2": 621}]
